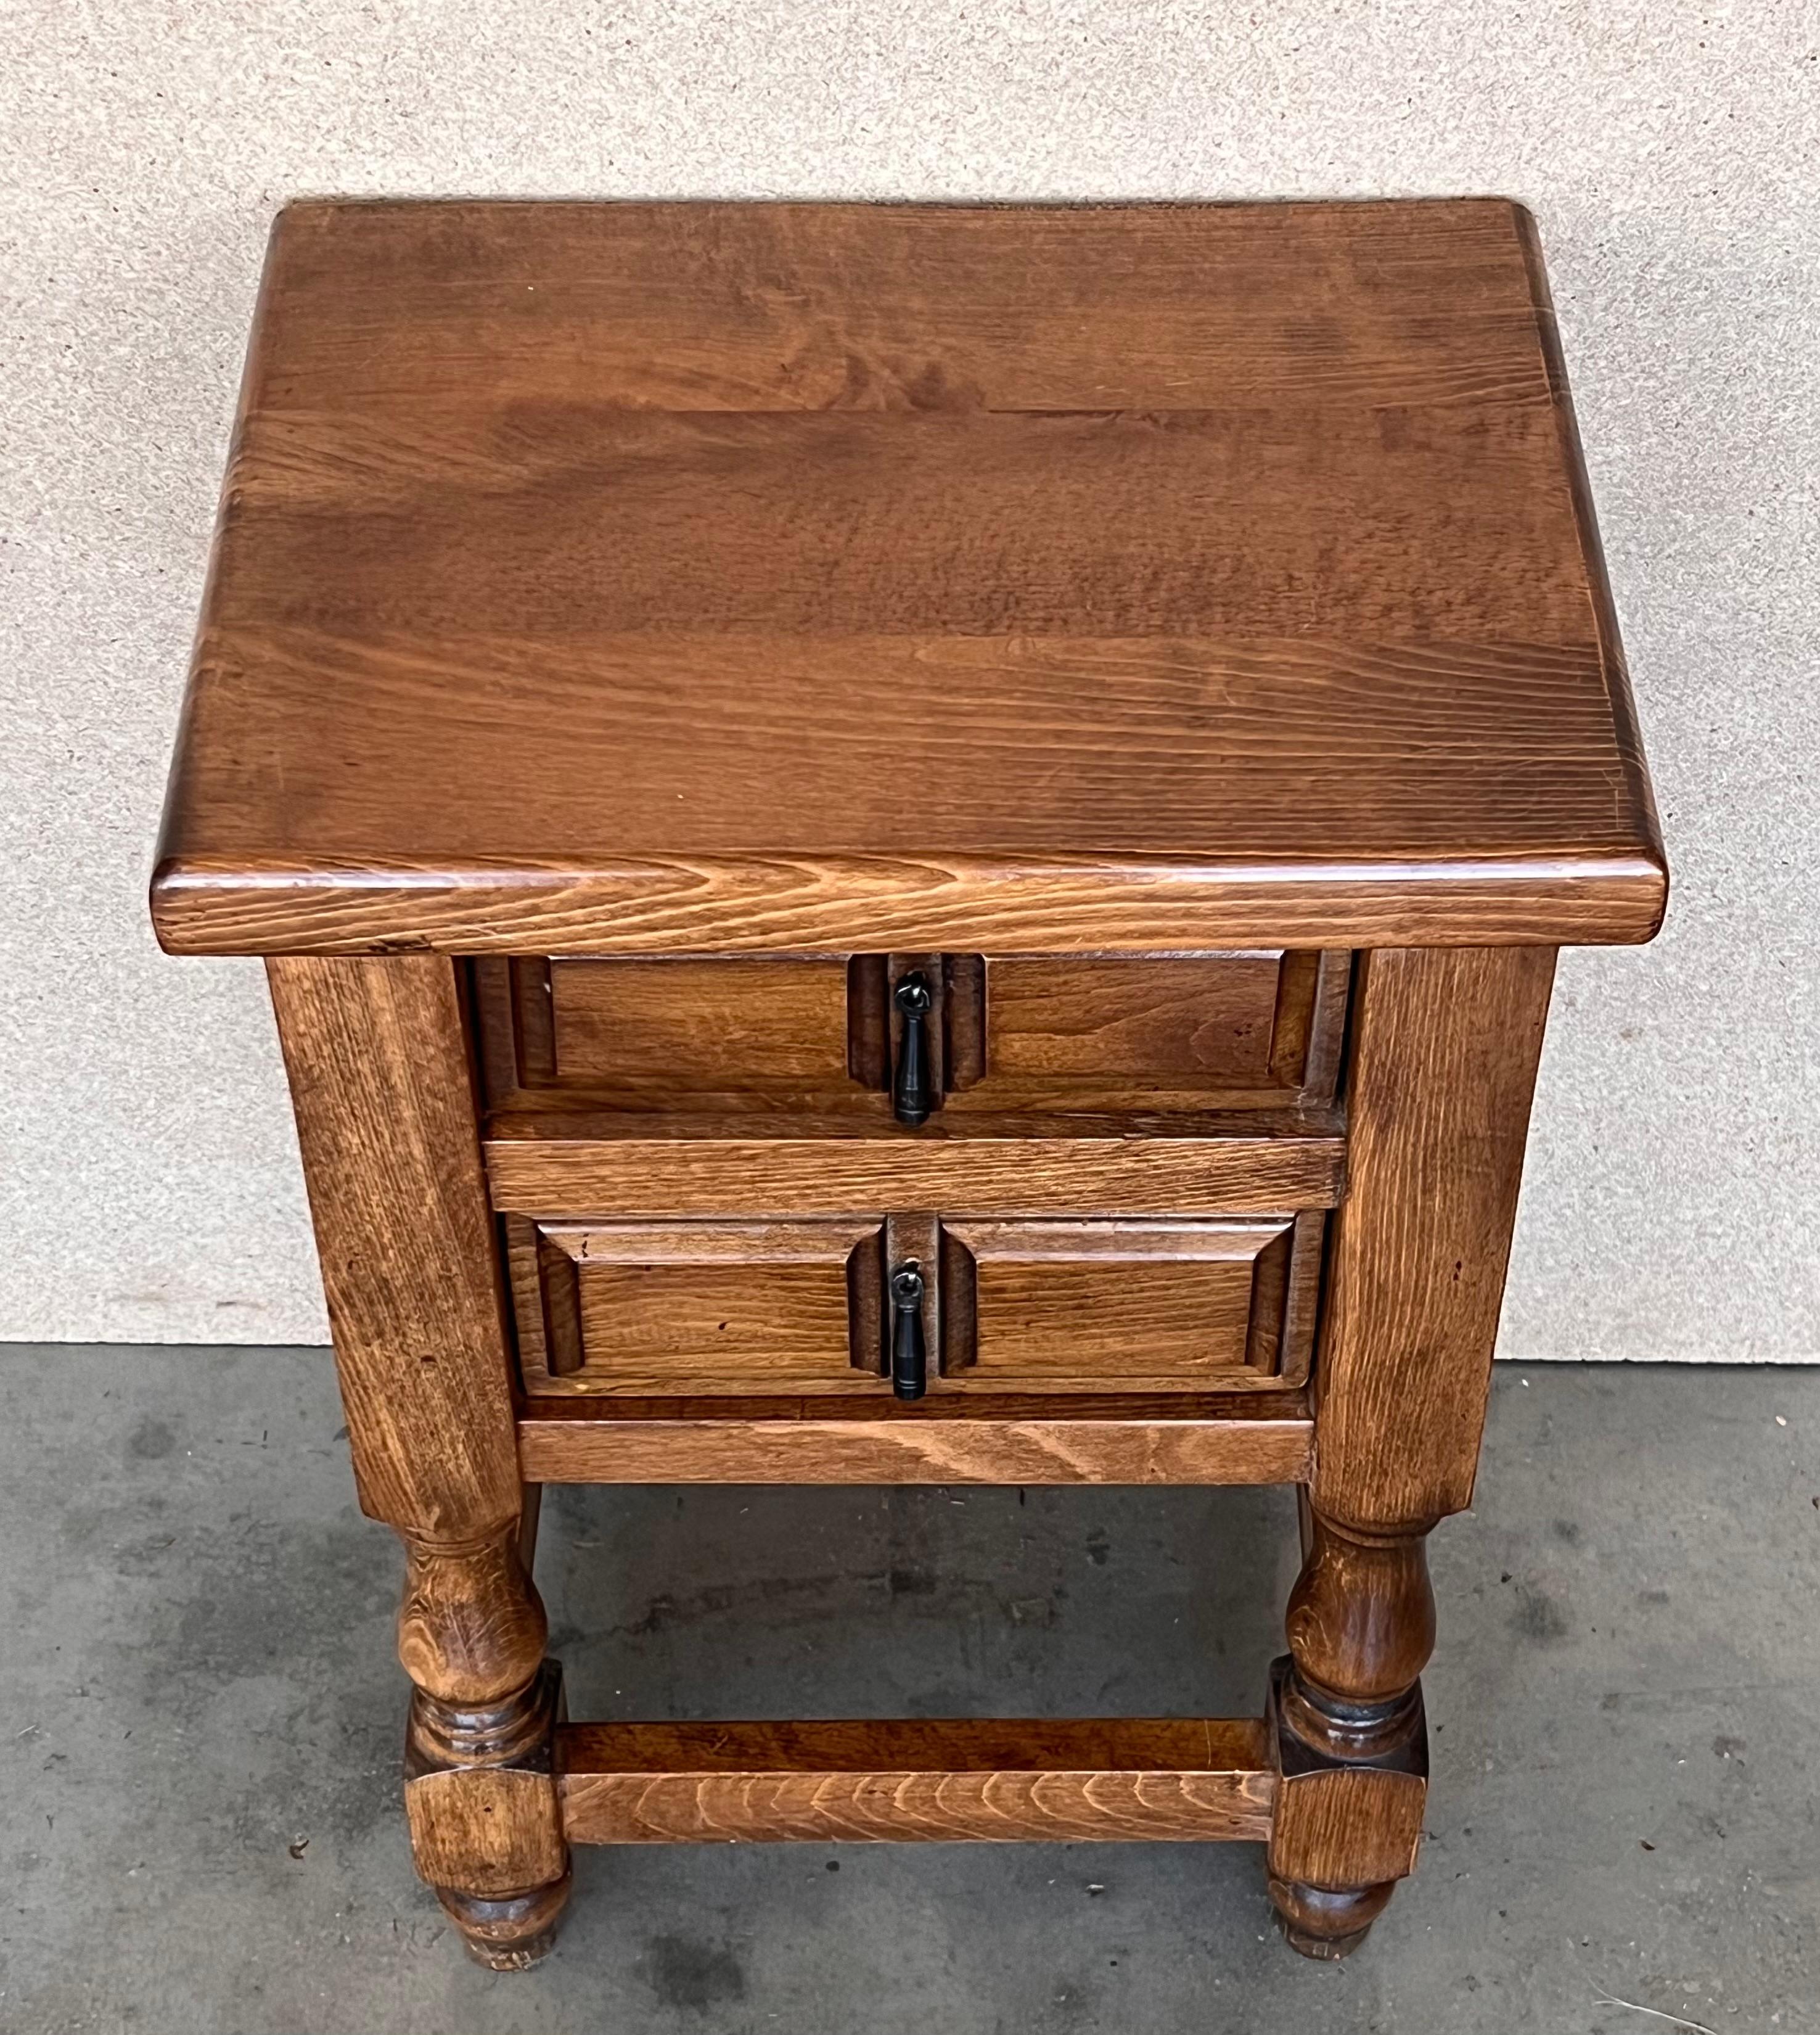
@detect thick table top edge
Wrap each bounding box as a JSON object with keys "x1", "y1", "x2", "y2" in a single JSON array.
[
  {"x1": 149, "y1": 847, "x2": 1668, "y2": 956},
  {"x1": 152, "y1": 194, "x2": 1668, "y2": 958}
]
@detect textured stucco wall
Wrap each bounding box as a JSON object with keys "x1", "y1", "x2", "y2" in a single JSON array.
[{"x1": 4, "y1": 3, "x2": 1816, "y2": 1354}]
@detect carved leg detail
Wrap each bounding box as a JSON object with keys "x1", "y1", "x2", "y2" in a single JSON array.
[
  {"x1": 435, "y1": 1873, "x2": 575, "y2": 1971},
  {"x1": 398, "y1": 1526, "x2": 571, "y2": 1969},
  {"x1": 1267, "y1": 1511, "x2": 1433, "y2": 1959},
  {"x1": 1266, "y1": 1876, "x2": 1397, "y2": 1960}
]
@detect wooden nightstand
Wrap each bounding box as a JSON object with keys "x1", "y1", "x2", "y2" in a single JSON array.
[{"x1": 152, "y1": 199, "x2": 1665, "y2": 1968}]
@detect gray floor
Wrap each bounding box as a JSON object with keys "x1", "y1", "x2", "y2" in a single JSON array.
[{"x1": 0, "y1": 1354, "x2": 1814, "y2": 2034}]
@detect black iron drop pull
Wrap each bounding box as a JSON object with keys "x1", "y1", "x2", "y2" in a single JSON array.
[
  {"x1": 892, "y1": 971, "x2": 933, "y2": 1125},
  {"x1": 889, "y1": 1263, "x2": 927, "y2": 1400}
]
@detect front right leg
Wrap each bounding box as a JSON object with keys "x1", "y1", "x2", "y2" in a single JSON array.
[{"x1": 1267, "y1": 1510, "x2": 1433, "y2": 1958}]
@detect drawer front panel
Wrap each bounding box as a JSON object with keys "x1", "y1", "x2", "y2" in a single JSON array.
[
  {"x1": 938, "y1": 1217, "x2": 1320, "y2": 1392},
  {"x1": 510, "y1": 1211, "x2": 1322, "y2": 1397},
  {"x1": 478, "y1": 957, "x2": 859, "y2": 1108},
  {"x1": 514, "y1": 1218, "x2": 883, "y2": 1394},
  {"x1": 552, "y1": 960, "x2": 850, "y2": 1088},
  {"x1": 954, "y1": 950, "x2": 1348, "y2": 1110},
  {"x1": 983, "y1": 958, "x2": 1282, "y2": 1083},
  {"x1": 474, "y1": 950, "x2": 1347, "y2": 1116}
]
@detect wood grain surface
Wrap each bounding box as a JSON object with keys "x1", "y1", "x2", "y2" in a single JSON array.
[
  {"x1": 509, "y1": 1214, "x2": 1321, "y2": 1399},
  {"x1": 482, "y1": 1115, "x2": 1346, "y2": 1217},
  {"x1": 523, "y1": 1217, "x2": 882, "y2": 1395},
  {"x1": 555, "y1": 1717, "x2": 1276, "y2": 1843},
  {"x1": 264, "y1": 955, "x2": 523, "y2": 1537},
  {"x1": 1268, "y1": 1767, "x2": 1429, "y2": 1889},
  {"x1": 549, "y1": 957, "x2": 851, "y2": 1089},
  {"x1": 152, "y1": 199, "x2": 1664, "y2": 956},
  {"x1": 475, "y1": 948, "x2": 1350, "y2": 1118},
  {"x1": 937, "y1": 1217, "x2": 1292, "y2": 1389},
  {"x1": 404, "y1": 1766, "x2": 567, "y2": 1897},
  {"x1": 979, "y1": 953, "x2": 1282, "y2": 1083},
  {"x1": 215, "y1": 200, "x2": 1577, "y2": 414},
  {"x1": 566, "y1": 947, "x2": 1350, "y2": 1117},
  {"x1": 515, "y1": 1391, "x2": 1313, "y2": 1484},
  {"x1": 1310, "y1": 945, "x2": 1557, "y2": 1529},
  {"x1": 269, "y1": 956, "x2": 573, "y2": 1958}
]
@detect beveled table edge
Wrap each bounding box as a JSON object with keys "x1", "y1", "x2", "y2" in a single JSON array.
[{"x1": 150, "y1": 850, "x2": 1670, "y2": 956}]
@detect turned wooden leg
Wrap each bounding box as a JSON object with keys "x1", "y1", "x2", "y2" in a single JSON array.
[
  {"x1": 1261, "y1": 948, "x2": 1556, "y2": 1958},
  {"x1": 269, "y1": 958, "x2": 573, "y2": 1968},
  {"x1": 398, "y1": 1526, "x2": 571, "y2": 1968},
  {"x1": 1267, "y1": 1510, "x2": 1434, "y2": 1959}
]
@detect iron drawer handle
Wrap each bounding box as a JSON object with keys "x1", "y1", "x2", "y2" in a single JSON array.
[
  {"x1": 892, "y1": 972, "x2": 933, "y2": 1126},
  {"x1": 889, "y1": 1263, "x2": 927, "y2": 1400}
]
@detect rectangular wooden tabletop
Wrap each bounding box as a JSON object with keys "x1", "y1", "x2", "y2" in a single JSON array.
[{"x1": 152, "y1": 199, "x2": 1665, "y2": 956}]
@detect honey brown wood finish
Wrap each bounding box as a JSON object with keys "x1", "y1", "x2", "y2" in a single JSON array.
[
  {"x1": 508, "y1": 1213, "x2": 1321, "y2": 1397},
  {"x1": 556, "y1": 1719, "x2": 1276, "y2": 1844},
  {"x1": 153, "y1": 200, "x2": 1663, "y2": 960},
  {"x1": 266, "y1": 957, "x2": 569, "y2": 1967},
  {"x1": 155, "y1": 200, "x2": 1666, "y2": 1973},
  {"x1": 482, "y1": 1116, "x2": 1347, "y2": 1217},
  {"x1": 1312, "y1": 945, "x2": 1558, "y2": 1530},
  {"x1": 472, "y1": 948, "x2": 1347, "y2": 1117},
  {"x1": 935, "y1": 1216, "x2": 1319, "y2": 1391},
  {"x1": 517, "y1": 1217, "x2": 886, "y2": 1393},
  {"x1": 514, "y1": 1391, "x2": 1315, "y2": 1486},
  {"x1": 1263, "y1": 945, "x2": 1556, "y2": 1955}
]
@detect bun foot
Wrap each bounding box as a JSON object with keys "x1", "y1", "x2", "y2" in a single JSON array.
[
  {"x1": 437, "y1": 1867, "x2": 573, "y2": 1970},
  {"x1": 1268, "y1": 1875, "x2": 1395, "y2": 1960}
]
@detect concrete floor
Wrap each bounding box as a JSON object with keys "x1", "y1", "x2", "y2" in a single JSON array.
[{"x1": 0, "y1": 1355, "x2": 1813, "y2": 2034}]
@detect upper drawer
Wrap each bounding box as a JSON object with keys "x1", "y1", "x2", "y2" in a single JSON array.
[{"x1": 473, "y1": 950, "x2": 1347, "y2": 1116}]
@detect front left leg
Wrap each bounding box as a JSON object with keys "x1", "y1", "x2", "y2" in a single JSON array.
[
  {"x1": 399, "y1": 1526, "x2": 570, "y2": 1968},
  {"x1": 268, "y1": 956, "x2": 572, "y2": 1967}
]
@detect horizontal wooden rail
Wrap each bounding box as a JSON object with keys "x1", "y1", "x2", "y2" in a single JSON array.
[
  {"x1": 556, "y1": 1718, "x2": 1276, "y2": 1843},
  {"x1": 484, "y1": 1120, "x2": 1346, "y2": 1219},
  {"x1": 516, "y1": 1392, "x2": 1313, "y2": 1485}
]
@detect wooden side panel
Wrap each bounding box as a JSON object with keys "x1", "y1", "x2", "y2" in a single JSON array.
[
  {"x1": 938, "y1": 1219, "x2": 1296, "y2": 1391},
  {"x1": 557, "y1": 1718, "x2": 1276, "y2": 1844},
  {"x1": 518, "y1": 1219, "x2": 886, "y2": 1396},
  {"x1": 265, "y1": 955, "x2": 523, "y2": 1537},
  {"x1": 1242, "y1": 1210, "x2": 1325, "y2": 1382},
  {"x1": 470, "y1": 959, "x2": 525, "y2": 1105},
  {"x1": 1268, "y1": 949, "x2": 1352, "y2": 1100},
  {"x1": 1303, "y1": 948, "x2": 1355, "y2": 1102},
  {"x1": 846, "y1": 954, "x2": 892, "y2": 1088},
  {"x1": 511, "y1": 958, "x2": 558, "y2": 1081},
  {"x1": 1311, "y1": 945, "x2": 1557, "y2": 1529}
]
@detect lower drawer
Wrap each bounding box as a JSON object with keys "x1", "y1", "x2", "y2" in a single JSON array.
[{"x1": 506, "y1": 1211, "x2": 1322, "y2": 1397}]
